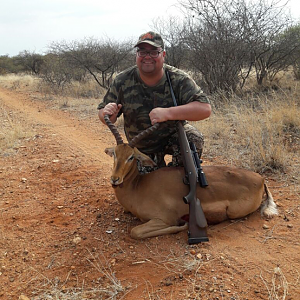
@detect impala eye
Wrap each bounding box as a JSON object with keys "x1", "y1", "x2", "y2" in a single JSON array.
[{"x1": 127, "y1": 155, "x2": 134, "y2": 162}]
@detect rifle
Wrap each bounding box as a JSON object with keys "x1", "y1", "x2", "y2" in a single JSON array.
[{"x1": 166, "y1": 70, "x2": 209, "y2": 244}]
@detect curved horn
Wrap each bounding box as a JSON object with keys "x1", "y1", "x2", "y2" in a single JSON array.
[
  {"x1": 104, "y1": 114, "x2": 124, "y2": 145},
  {"x1": 104, "y1": 88, "x2": 124, "y2": 145},
  {"x1": 129, "y1": 123, "x2": 160, "y2": 147}
]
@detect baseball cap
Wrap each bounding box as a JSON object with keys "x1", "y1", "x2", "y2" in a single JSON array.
[{"x1": 134, "y1": 31, "x2": 164, "y2": 49}]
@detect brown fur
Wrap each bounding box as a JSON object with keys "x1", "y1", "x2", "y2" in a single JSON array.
[{"x1": 105, "y1": 144, "x2": 278, "y2": 240}]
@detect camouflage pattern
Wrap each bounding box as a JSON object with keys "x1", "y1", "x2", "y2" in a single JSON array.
[
  {"x1": 134, "y1": 31, "x2": 165, "y2": 49},
  {"x1": 97, "y1": 64, "x2": 209, "y2": 157},
  {"x1": 138, "y1": 123, "x2": 204, "y2": 174}
]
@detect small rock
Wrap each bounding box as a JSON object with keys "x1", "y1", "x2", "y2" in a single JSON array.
[
  {"x1": 196, "y1": 253, "x2": 202, "y2": 260},
  {"x1": 73, "y1": 236, "x2": 81, "y2": 244},
  {"x1": 19, "y1": 296, "x2": 30, "y2": 300},
  {"x1": 190, "y1": 249, "x2": 196, "y2": 255},
  {"x1": 287, "y1": 224, "x2": 293, "y2": 228},
  {"x1": 205, "y1": 254, "x2": 211, "y2": 260},
  {"x1": 263, "y1": 224, "x2": 270, "y2": 229},
  {"x1": 21, "y1": 178, "x2": 27, "y2": 183},
  {"x1": 165, "y1": 281, "x2": 173, "y2": 286}
]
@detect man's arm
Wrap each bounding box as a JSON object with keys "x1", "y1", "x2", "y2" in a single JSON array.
[{"x1": 149, "y1": 102, "x2": 211, "y2": 125}]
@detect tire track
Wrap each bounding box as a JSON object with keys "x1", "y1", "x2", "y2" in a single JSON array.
[{"x1": 0, "y1": 87, "x2": 113, "y2": 169}]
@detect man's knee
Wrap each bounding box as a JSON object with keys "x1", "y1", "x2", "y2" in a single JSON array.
[{"x1": 184, "y1": 124, "x2": 204, "y2": 155}]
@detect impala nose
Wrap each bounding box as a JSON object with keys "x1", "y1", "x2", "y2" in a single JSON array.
[{"x1": 111, "y1": 177, "x2": 120, "y2": 186}]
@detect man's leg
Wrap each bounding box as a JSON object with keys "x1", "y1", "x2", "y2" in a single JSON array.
[
  {"x1": 185, "y1": 123, "x2": 204, "y2": 158},
  {"x1": 164, "y1": 123, "x2": 204, "y2": 167}
]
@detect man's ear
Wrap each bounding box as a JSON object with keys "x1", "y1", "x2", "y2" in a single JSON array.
[
  {"x1": 105, "y1": 147, "x2": 115, "y2": 157},
  {"x1": 133, "y1": 147, "x2": 157, "y2": 167}
]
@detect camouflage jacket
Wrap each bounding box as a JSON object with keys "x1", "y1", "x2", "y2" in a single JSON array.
[{"x1": 97, "y1": 64, "x2": 210, "y2": 154}]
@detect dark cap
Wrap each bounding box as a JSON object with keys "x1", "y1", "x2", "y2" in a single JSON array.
[{"x1": 134, "y1": 31, "x2": 164, "y2": 49}]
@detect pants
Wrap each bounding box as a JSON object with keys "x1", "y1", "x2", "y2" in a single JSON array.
[{"x1": 138, "y1": 123, "x2": 204, "y2": 173}]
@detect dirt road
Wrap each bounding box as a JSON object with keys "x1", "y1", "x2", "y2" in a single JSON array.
[{"x1": 0, "y1": 87, "x2": 299, "y2": 299}]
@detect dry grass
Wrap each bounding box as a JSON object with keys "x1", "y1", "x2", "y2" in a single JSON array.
[
  {"x1": 25, "y1": 272, "x2": 122, "y2": 300},
  {"x1": 38, "y1": 78, "x2": 106, "y2": 99},
  {"x1": 196, "y1": 86, "x2": 300, "y2": 181},
  {"x1": 260, "y1": 267, "x2": 289, "y2": 300},
  {"x1": 0, "y1": 73, "x2": 40, "y2": 92},
  {"x1": 0, "y1": 73, "x2": 106, "y2": 99},
  {"x1": 20, "y1": 248, "x2": 124, "y2": 300},
  {"x1": 0, "y1": 104, "x2": 35, "y2": 155}
]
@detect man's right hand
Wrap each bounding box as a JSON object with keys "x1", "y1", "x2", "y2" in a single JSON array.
[{"x1": 99, "y1": 103, "x2": 122, "y2": 124}]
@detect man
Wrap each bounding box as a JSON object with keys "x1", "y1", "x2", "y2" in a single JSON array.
[{"x1": 98, "y1": 31, "x2": 211, "y2": 170}]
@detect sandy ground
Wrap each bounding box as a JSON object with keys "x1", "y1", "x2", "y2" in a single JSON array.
[{"x1": 0, "y1": 86, "x2": 299, "y2": 300}]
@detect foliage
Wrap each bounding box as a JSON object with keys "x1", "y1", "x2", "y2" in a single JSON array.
[
  {"x1": 39, "y1": 53, "x2": 74, "y2": 92},
  {"x1": 48, "y1": 37, "x2": 134, "y2": 89},
  {"x1": 283, "y1": 24, "x2": 300, "y2": 80},
  {"x1": 15, "y1": 50, "x2": 44, "y2": 74},
  {"x1": 178, "y1": 0, "x2": 297, "y2": 93},
  {"x1": 253, "y1": 20, "x2": 300, "y2": 84},
  {"x1": 0, "y1": 55, "x2": 23, "y2": 74},
  {"x1": 152, "y1": 16, "x2": 189, "y2": 69}
]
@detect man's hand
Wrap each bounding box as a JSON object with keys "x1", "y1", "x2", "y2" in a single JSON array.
[
  {"x1": 100, "y1": 103, "x2": 122, "y2": 124},
  {"x1": 149, "y1": 107, "x2": 170, "y2": 125},
  {"x1": 103, "y1": 103, "x2": 122, "y2": 117}
]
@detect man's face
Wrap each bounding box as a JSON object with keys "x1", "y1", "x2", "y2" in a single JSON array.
[{"x1": 136, "y1": 43, "x2": 165, "y2": 76}]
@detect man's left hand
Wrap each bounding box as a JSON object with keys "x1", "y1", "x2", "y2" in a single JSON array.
[{"x1": 149, "y1": 107, "x2": 170, "y2": 125}]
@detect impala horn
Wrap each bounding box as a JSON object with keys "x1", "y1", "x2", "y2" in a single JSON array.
[
  {"x1": 104, "y1": 114, "x2": 124, "y2": 145},
  {"x1": 129, "y1": 123, "x2": 160, "y2": 147},
  {"x1": 104, "y1": 88, "x2": 124, "y2": 145}
]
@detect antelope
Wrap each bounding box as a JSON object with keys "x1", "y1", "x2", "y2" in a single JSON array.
[{"x1": 104, "y1": 115, "x2": 278, "y2": 240}]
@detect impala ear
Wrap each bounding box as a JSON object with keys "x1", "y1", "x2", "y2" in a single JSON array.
[
  {"x1": 105, "y1": 147, "x2": 115, "y2": 157},
  {"x1": 133, "y1": 147, "x2": 156, "y2": 167}
]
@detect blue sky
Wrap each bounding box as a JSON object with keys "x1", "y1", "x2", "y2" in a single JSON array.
[{"x1": 1, "y1": 0, "x2": 299, "y2": 56}]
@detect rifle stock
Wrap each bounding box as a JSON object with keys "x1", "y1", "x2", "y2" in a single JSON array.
[{"x1": 177, "y1": 121, "x2": 209, "y2": 243}]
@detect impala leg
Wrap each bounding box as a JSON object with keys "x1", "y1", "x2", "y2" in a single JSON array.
[{"x1": 130, "y1": 219, "x2": 188, "y2": 240}]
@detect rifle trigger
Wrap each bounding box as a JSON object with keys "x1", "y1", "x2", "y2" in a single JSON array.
[
  {"x1": 183, "y1": 176, "x2": 189, "y2": 185},
  {"x1": 183, "y1": 196, "x2": 189, "y2": 204}
]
